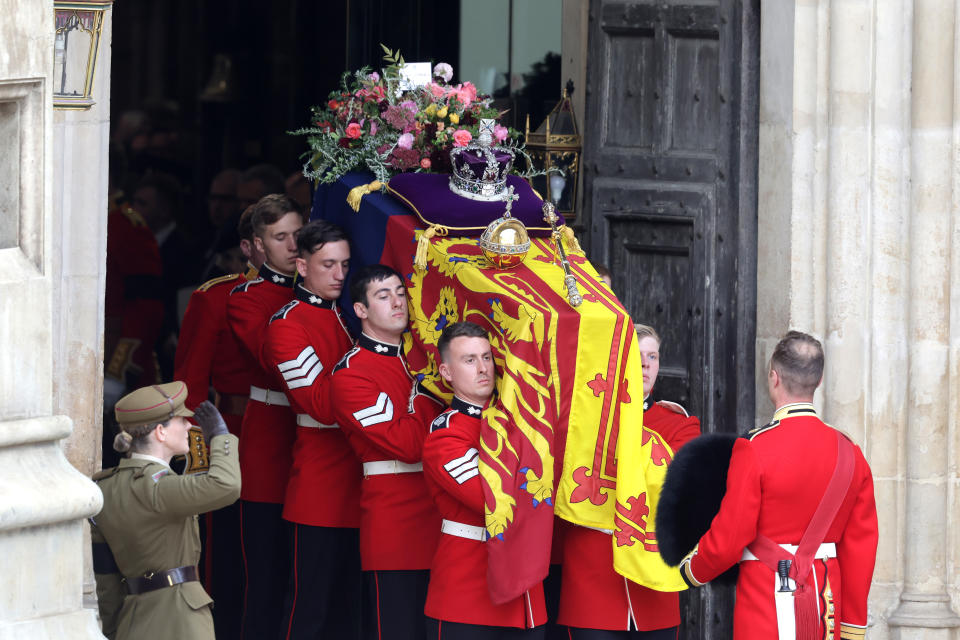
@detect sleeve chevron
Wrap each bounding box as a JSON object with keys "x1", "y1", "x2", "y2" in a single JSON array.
[
  {"x1": 443, "y1": 447, "x2": 479, "y2": 484},
  {"x1": 277, "y1": 346, "x2": 323, "y2": 389},
  {"x1": 352, "y1": 391, "x2": 394, "y2": 427}
]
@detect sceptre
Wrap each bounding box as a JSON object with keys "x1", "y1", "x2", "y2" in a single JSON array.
[{"x1": 542, "y1": 201, "x2": 583, "y2": 307}]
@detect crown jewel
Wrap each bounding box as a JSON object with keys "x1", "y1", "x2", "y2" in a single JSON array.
[{"x1": 449, "y1": 119, "x2": 516, "y2": 201}]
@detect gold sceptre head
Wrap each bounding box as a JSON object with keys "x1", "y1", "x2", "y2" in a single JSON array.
[{"x1": 542, "y1": 201, "x2": 582, "y2": 307}]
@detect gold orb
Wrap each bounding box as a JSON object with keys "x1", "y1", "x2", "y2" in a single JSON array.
[{"x1": 479, "y1": 216, "x2": 530, "y2": 269}]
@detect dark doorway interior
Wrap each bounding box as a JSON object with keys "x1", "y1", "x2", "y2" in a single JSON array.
[{"x1": 581, "y1": 1, "x2": 760, "y2": 638}]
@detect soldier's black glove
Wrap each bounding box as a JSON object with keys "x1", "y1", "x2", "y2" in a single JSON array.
[{"x1": 194, "y1": 401, "x2": 229, "y2": 443}]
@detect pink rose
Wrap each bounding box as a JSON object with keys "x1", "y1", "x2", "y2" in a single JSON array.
[
  {"x1": 427, "y1": 82, "x2": 447, "y2": 100},
  {"x1": 452, "y1": 82, "x2": 477, "y2": 108},
  {"x1": 420, "y1": 158, "x2": 432, "y2": 169},
  {"x1": 452, "y1": 129, "x2": 473, "y2": 147},
  {"x1": 345, "y1": 122, "x2": 362, "y2": 139},
  {"x1": 493, "y1": 125, "x2": 509, "y2": 143},
  {"x1": 396, "y1": 132, "x2": 414, "y2": 150}
]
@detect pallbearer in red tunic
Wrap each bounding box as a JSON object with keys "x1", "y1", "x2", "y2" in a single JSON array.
[
  {"x1": 422, "y1": 322, "x2": 547, "y2": 639},
  {"x1": 559, "y1": 324, "x2": 699, "y2": 639},
  {"x1": 173, "y1": 206, "x2": 261, "y2": 640},
  {"x1": 262, "y1": 221, "x2": 362, "y2": 640},
  {"x1": 225, "y1": 195, "x2": 305, "y2": 640},
  {"x1": 331, "y1": 264, "x2": 444, "y2": 640},
  {"x1": 679, "y1": 331, "x2": 878, "y2": 640}
]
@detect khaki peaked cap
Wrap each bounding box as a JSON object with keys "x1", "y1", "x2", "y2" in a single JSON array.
[{"x1": 115, "y1": 381, "x2": 194, "y2": 429}]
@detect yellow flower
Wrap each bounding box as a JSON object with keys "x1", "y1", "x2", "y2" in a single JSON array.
[
  {"x1": 424, "y1": 103, "x2": 437, "y2": 117},
  {"x1": 437, "y1": 105, "x2": 448, "y2": 119},
  {"x1": 448, "y1": 112, "x2": 460, "y2": 125}
]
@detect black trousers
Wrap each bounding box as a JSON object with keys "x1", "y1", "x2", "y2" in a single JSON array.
[
  {"x1": 362, "y1": 569, "x2": 430, "y2": 640},
  {"x1": 282, "y1": 523, "x2": 362, "y2": 640},
  {"x1": 239, "y1": 500, "x2": 289, "y2": 640},
  {"x1": 203, "y1": 501, "x2": 243, "y2": 640},
  {"x1": 426, "y1": 618, "x2": 546, "y2": 640},
  {"x1": 566, "y1": 627, "x2": 679, "y2": 640}
]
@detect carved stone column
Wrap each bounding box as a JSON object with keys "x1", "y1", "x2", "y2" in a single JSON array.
[
  {"x1": 0, "y1": 3, "x2": 108, "y2": 638},
  {"x1": 888, "y1": 0, "x2": 960, "y2": 634}
]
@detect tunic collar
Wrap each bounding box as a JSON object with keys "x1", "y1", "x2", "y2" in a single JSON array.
[
  {"x1": 243, "y1": 262, "x2": 259, "y2": 281},
  {"x1": 130, "y1": 452, "x2": 171, "y2": 469},
  {"x1": 452, "y1": 395, "x2": 484, "y2": 418},
  {"x1": 772, "y1": 402, "x2": 817, "y2": 422},
  {"x1": 295, "y1": 283, "x2": 336, "y2": 309},
  {"x1": 259, "y1": 263, "x2": 295, "y2": 288},
  {"x1": 358, "y1": 332, "x2": 401, "y2": 357}
]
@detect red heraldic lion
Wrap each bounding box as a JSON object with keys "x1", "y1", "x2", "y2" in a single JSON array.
[
  {"x1": 422, "y1": 397, "x2": 547, "y2": 629},
  {"x1": 331, "y1": 333, "x2": 444, "y2": 569},
  {"x1": 559, "y1": 398, "x2": 700, "y2": 632},
  {"x1": 263, "y1": 283, "x2": 361, "y2": 527},
  {"x1": 225, "y1": 263, "x2": 298, "y2": 503}
]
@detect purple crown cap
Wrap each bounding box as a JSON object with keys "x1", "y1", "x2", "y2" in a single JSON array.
[{"x1": 449, "y1": 119, "x2": 516, "y2": 202}]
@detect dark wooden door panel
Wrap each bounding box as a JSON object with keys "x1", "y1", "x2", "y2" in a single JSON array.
[{"x1": 582, "y1": 1, "x2": 759, "y2": 639}]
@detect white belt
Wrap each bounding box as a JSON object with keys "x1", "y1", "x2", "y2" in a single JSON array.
[
  {"x1": 296, "y1": 414, "x2": 337, "y2": 429},
  {"x1": 441, "y1": 519, "x2": 487, "y2": 541},
  {"x1": 741, "y1": 542, "x2": 837, "y2": 562},
  {"x1": 249, "y1": 385, "x2": 290, "y2": 406},
  {"x1": 362, "y1": 460, "x2": 423, "y2": 476}
]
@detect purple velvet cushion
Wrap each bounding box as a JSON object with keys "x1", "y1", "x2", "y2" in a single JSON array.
[{"x1": 386, "y1": 173, "x2": 563, "y2": 237}]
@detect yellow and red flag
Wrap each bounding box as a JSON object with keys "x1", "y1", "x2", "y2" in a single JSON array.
[{"x1": 378, "y1": 215, "x2": 685, "y2": 601}]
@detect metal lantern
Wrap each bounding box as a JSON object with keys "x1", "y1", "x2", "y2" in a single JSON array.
[
  {"x1": 53, "y1": 1, "x2": 112, "y2": 110},
  {"x1": 524, "y1": 84, "x2": 582, "y2": 219}
]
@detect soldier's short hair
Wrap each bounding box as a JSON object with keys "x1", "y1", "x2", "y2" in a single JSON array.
[
  {"x1": 350, "y1": 264, "x2": 402, "y2": 307},
  {"x1": 296, "y1": 220, "x2": 349, "y2": 258},
  {"x1": 438, "y1": 322, "x2": 489, "y2": 362},
  {"x1": 236, "y1": 205, "x2": 256, "y2": 242},
  {"x1": 250, "y1": 194, "x2": 302, "y2": 237},
  {"x1": 770, "y1": 330, "x2": 824, "y2": 396},
  {"x1": 635, "y1": 324, "x2": 661, "y2": 346}
]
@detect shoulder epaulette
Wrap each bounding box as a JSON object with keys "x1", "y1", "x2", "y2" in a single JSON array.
[
  {"x1": 333, "y1": 346, "x2": 360, "y2": 373},
  {"x1": 231, "y1": 277, "x2": 263, "y2": 295},
  {"x1": 409, "y1": 379, "x2": 444, "y2": 412},
  {"x1": 430, "y1": 410, "x2": 455, "y2": 433},
  {"x1": 197, "y1": 273, "x2": 241, "y2": 293},
  {"x1": 270, "y1": 300, "x2": 299, "y2": 323},
  {"x1": 743, "y1": 419, "x2": 780, "y2": 441},
  {"x1": 92, "y1": 467, "x2": 119, "y2": 482}
]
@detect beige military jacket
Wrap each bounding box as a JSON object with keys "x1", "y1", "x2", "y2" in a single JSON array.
[{"x1": 91, "y1": 434, "x2": 241, "y2": 640}]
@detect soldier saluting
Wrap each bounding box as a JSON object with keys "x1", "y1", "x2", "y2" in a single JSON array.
[{"x1": 90, "y1": 382, "x2": 240, "y2": 640}]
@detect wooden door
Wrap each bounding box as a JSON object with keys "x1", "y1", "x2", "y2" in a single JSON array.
[{"x1": 581, "y1": 2, "x2": 760, "y2": 638}]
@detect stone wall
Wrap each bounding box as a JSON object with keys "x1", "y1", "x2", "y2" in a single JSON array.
[
  {"x1": 757, "y1": 1, "x2": 960, "y2": 637},
  {"x1": 0, "y1": 2, "x2": 108, "y2": 638}
]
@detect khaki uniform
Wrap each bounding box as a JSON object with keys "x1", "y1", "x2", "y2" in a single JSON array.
[{"x1": 92, "y1": 433, "x2": 241, "y2": 640}]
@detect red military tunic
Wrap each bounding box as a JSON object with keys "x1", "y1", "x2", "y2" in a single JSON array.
[
  {"x1": 422, "y1": 397, "x2": 547, "y2": 629},
  {"x1": 330, "y1": 333, "x2": 444, "y2": 569},
  {"x1": 262, "y1": 283, "x2": 361, "y2": 527},
  {"x1": 226, "y1": 263, "x2": 298, "y2": 503},
  {"x1": 680, "y1": 403, "x2": 878, "y2": 640},
  {"x1": 174, "y1": 263, "x2": 259, "y2": 434},
  {"x1": 104, "y1": 205, "x2": 163, "y2": 389},
  {"x1": 558, "y1": 398, "x2": 700, "y2": 631}
]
